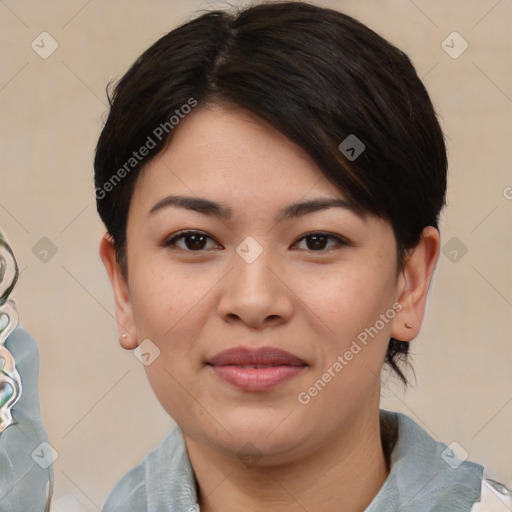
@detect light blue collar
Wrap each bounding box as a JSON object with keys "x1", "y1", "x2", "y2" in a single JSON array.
[
  {"x1": 365, "y1": 410, "x2": 483, "y2": 511},
  {"x1": 103, "y1": 409, "x2": 483, "y2": 511}
]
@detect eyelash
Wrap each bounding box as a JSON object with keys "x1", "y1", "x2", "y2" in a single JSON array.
[{"x1": 161, "y1": 230, "x2": 349, "y2": 252}]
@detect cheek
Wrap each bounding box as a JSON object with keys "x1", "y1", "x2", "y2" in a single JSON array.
[
  {"x1": 293, "y1": 274, "x2": 395, "y2": 421},
  {"x1": 128, "y1": 254, "x2": 214, "y2": 344},
  {"x1": 292, "y1": 263, "x2": 398, "y2": 412},
  {"x1": 126, "y1": 257, "x2": 220, "y2": 416},
  {"x1": 129, "y1": 265, "x2": 213, "y2": 419},
  {"x1": 293, "y1": 262, "x2": 397, "y2": 343}
]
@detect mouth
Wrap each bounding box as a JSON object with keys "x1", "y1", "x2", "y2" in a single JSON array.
[{"x1": 206, "y1": 347, "x2": 307, "y2": 391}]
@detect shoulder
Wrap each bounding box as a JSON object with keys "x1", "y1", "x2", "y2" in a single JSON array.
[
  {"x1": 374, "y1": 411, "x2": 480, "y2": 510},
  {"x1": 102, "y1": 425, "x2": 198, "y2": 512},
  {"x1": 382, "y1": 410, "x2": 511, "y2": 511},
  {"x1": 471, "y1": 477, "x2": 512, "y2": 511},
  {"x1": 101, "y1": 463, "x2": 147, "y2": 512}
]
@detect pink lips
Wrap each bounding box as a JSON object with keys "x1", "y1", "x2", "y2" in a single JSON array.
[{"x1": 207, "y1": 347, "x2": 307, "y2": 391}]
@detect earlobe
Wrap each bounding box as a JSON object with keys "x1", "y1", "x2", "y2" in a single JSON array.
[
  {"x1": 391, "y1": 226, "x2": 440, "y2": 342},
  {"x1": 99, "y1": 234, "x2": 138, "y2": 350}
]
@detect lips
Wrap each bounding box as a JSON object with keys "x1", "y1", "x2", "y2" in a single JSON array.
[
  {"x1": 208, "y1": 347, "x2": 306, "y2": 367},
  {"x1": 206, "y1": 347, "x2": 307, "y2": 391}
]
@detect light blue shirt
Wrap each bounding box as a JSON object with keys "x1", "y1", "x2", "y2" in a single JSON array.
[{"x1": 103, "y1": 408, "x2": 484, "y2": 511}]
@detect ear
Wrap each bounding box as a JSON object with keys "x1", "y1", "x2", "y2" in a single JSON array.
[
  {"x1": 99, "y1": 233, "x2": 138, "y2": 350},
  {"x1": 391, "y1": 226, "x2": 440, "y2": 342}
]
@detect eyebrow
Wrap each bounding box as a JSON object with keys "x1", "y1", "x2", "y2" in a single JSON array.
[{"x1": 148, "y1": 195, "x2": 356, "y2": 222}]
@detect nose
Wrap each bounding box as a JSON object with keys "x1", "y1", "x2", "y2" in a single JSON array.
[{"x1": 216, "y1": 246, "x2": 294, "y2": 329}]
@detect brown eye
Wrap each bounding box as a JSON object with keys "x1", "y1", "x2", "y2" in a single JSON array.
[
  {"x1": 294, "y1": 232, "x2": 346, "y2": 251},
  {"x1": 162, "y1": 231, "x2": 220, "y2": 251},
  {"x1": 182, "y1": 233, "x2": 208, "y2": 250},
  {"x1": 305, "y1": 234, "x2": 328, "y2": 250}
]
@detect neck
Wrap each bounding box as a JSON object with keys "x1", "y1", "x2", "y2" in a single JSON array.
[{"x1": 184, "y1": 407, "x2": 389, "y2": 512}]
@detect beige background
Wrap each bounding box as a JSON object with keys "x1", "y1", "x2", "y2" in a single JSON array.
[{"x1": 0, "y1": 0, "x2": 511, "y2": 509}]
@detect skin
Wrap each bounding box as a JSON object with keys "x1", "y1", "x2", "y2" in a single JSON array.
[{"x1": 100, "y1": 105, "x2": 440, "y2": 512}]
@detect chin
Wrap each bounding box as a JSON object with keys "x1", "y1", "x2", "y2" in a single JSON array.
[{"x1": 181, "y1": 405, "x2": 307, "y2": 453}]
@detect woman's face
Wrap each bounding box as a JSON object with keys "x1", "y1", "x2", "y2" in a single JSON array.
[{"x1": 108, "y1": 105, "x2": 414, "y2": 464}]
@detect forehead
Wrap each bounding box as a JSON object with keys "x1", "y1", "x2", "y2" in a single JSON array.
[{"x1": 130, "y1": 105, "x2": 346, "y2": 213}]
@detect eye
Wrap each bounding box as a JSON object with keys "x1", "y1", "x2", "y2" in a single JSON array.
[
  {"x1": 161, "y1": 230, "x2": 221, "y2": 251},
  {"x1": 293, "y1": 232, "x2": 348, "y2": 251}
]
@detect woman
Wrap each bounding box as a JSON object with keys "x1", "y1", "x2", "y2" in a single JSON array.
[
  {"x1": 1, "y1": 1, "x2": 510, "y2": 511},
  {"x1": 94, "y1": 2, "x2": 510, "y2": 510}
]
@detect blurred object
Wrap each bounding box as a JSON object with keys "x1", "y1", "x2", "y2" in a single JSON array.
[
  {"x1": 0, "y1": 232, "x2": 54, "y2": 509},
  {"x1": 0, "y1": 230, "x2": 21, "y2": 433},
  {"x1": 0, "y1": 231, "x2": 18, "y2": 304},
  {"x1": 0, "y1": 327, "x2": 54, "y2": 511}
]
